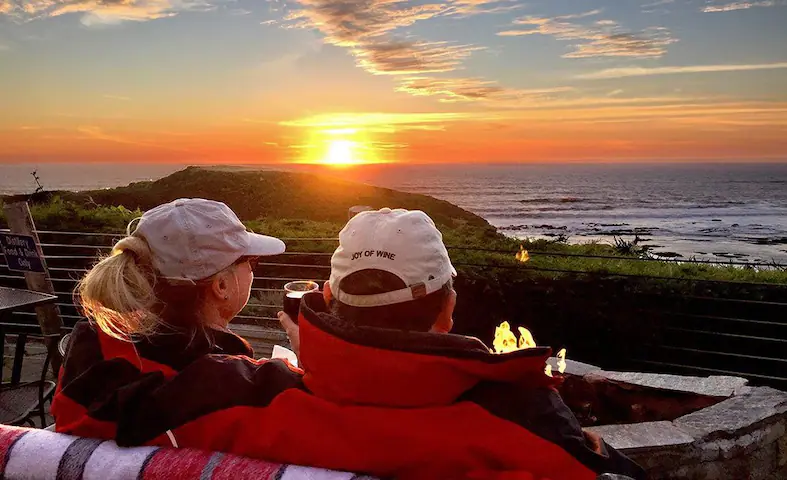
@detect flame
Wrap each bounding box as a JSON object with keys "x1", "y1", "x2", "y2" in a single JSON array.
[
  {"x1": 493, "y1": 321, "x2": 520, "y2": 353},
  {"x1": 515, "y1": 245, "x2": 530, "y2": 263},
  {"x1": 493, "y1": 321, "x2": 537, "y2": 353},
  {"x1": 557, "y1": 348, "x2": 567, "y2": 374},
  {"x1": 492, "y1": 322, "x2": 569, "y2": 378},
  {"x1": 517, "y1": 326, "x2": 536, "y2": 349}
]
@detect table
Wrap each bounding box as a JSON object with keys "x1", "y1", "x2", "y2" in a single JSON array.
[
  {"x1": 0, "y1": 286, "x2": 57, "y2": 384},
  {"x1": 0, "y1": 286, "x2": 58, "y2": 315}
]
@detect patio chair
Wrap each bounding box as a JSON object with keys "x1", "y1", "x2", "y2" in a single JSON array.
[{"x1": 0, "y1": 332, "x2": 57, "y2": 427}]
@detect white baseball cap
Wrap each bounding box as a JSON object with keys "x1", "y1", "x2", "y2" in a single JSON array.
[
  {"x1": 131, "y1": 198, "x2": 285, "y2": 284},
  {"x1": 330, "y1": 208, "x2": 456, "y2": 307}
]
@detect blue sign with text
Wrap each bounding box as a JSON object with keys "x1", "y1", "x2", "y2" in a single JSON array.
[{"x1": 0, "y1": 234, "x2": 45, "y2": 273}]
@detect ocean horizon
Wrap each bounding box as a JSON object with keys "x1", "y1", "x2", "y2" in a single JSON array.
[{"x1": 2, "y1": 162, "x2": 786, "y2": 263}]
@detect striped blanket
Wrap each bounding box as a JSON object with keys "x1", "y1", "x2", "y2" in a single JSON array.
[{"x1": 0, "y1": 425, "x2": 378, "y2": 480}]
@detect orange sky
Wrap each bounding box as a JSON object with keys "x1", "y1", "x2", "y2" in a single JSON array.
[{"x1": 1, "y1": 0, "x2": 786, "y2": 164}]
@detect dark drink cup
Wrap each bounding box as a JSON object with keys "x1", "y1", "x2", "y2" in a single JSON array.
[{"x1": 283, "y1": 281, "x2": 319, "y2": 324}]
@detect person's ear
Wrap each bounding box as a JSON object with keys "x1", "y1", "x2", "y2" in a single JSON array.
[
  {"x1": 210, "y1": 271, "x2": 231, "y2": 301},
  {"x1": 430, "y1": 289, "x2": 456, "y2": 333},
  {"x1": 323, "y1": 280, "x2": 332, "y2": 305}
]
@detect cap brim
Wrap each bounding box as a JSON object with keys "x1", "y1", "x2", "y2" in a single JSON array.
[{"x1": 245, "y1": 232, "x2": 286, "y2": 256}]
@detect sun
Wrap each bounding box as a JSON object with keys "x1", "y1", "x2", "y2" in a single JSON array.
[{"x1": 323, "y1": 139, "x2": 358, "y2": 166}]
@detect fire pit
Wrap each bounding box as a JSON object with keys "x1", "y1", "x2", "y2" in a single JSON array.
[{"x1": 548, "y1": 357, "x2": 787, "y2": 480}]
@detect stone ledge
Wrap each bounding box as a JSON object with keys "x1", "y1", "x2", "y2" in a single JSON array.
[
  {"x1": 546, "y1": 357, "x2": 601, "y2": 377},
  {"x1": 589, "y1": 371, "x2": 749, "y2": 398},
  {"x1": 675, "y1": 387, "x2": 787, "y2": 440},
  {"x1": 587, "y1": 421, "x2": 695, "y2": 451}
]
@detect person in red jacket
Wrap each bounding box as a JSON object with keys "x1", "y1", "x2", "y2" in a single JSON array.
[
  {"x1": 279, "y1": 207, "x2": 645, "y2": 480},
  {"x1": 52, "y1": 198, "x2": 289, "y2": 442},
  {"x1": 54, "y1": 202, "x2": 644, "y2": 479}
]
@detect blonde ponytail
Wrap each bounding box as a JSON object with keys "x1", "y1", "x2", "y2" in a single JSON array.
[{"x1": 78, "y1": 235, "x2": 163, "y2": 340}]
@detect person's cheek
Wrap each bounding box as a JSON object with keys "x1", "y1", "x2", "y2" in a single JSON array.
[{"x1": 245, "y1": 265, "x2": 254, "y2": 299}]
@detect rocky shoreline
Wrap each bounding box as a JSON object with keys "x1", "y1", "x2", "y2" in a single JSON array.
[{"x1": 497, "y1": 221, "x2": 787, "y2": 264}]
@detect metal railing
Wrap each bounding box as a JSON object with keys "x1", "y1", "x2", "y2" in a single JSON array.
[{"x1": 1, "y1": 229, "x2": 786, "y2": 386}]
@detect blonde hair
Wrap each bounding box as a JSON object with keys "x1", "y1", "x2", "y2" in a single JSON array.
[{"x1": 77, "y1": 234, "x2": 169, "y2": 340}]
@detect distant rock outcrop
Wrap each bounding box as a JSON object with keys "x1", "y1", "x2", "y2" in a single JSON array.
[{"x1": 32, "y1": 166, "x2": 490, "y2": 228}]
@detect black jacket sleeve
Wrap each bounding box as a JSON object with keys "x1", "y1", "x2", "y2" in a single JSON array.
[{"x1": 461, "y1": 382, "x2": 646, "y2": 480}]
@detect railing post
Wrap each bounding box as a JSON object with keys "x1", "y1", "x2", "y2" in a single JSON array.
[{"x1": 3, "y1": 201, "x2": 63, "y2": 375}]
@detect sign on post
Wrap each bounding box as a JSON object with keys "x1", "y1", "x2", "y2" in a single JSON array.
[
  {"x1": 0, "y1": 233, "x2": 46, "y2": 273},
  {"x1": 3, "y1": 201, "x2": 64, "y2": 375}
]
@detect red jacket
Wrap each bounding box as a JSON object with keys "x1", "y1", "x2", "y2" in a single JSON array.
[{"x1": 53, "y1": 292, "x2": 644, "y2": 480}]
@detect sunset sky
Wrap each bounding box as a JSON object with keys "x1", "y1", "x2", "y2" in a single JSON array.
[{"x1": 1, "y1": 0, "x2": 786, "y2": 164}]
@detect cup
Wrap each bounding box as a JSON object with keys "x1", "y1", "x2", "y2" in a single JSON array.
[{"x1": 283, "y1": 281, "x2": 319, "y2": 324}]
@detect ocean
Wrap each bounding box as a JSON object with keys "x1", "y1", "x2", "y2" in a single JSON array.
[{"x1": 2, "y1": 162, "x2": 786, "y2": 263}]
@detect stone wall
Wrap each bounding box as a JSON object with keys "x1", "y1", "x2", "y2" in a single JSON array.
[{"x1": 553, "y1": 359, "x2": 787, "y2": 479}]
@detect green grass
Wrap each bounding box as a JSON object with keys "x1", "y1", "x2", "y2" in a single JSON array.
[
  {"x1": 1, "y1": 196, "x2": 144, "y2": 232},
  {"x1": 248, "y1": 218, "x2": 787, "y2": 284}
]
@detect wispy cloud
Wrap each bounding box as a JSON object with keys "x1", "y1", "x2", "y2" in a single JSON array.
[
  {"x1": 77, "y1": 125, "x2": 140, "y2": 144},
  {"x1": 284, "y1": 0, "x2": 448, "y2": 48},
  {"x1": 279, "y1": 0, "x2": 543, "y2": 104},
  {"x1": 447, "y1": 0, "x2": 521, "y2": 16},
  {"x1": 499, "y1": 9, "x2": 677, "y2": 59},
  {"x1": 397, "y1": 76, "x2": 573, "y2": 103},
  {"x1": 0, "y1": 0, "x2": 220, "y2": 25},
  {"x1": 280, "y1": 112, "x2": 477, "y2": 130},
  {"x1": 75, "y1": 125, "x2": 196, "y2": 153},
  {"x1": 642, "y1": 0, "x2": 675, "y2": 13},
  {"x1": 488, "y1": 101, "x2": 787, "y2": 128},
  {"x1": 278, "y1": 101, "x2": 787, "y2": 135},
  {"x1": 702, "y1": 0, "x2": 783, "y2": 12},
  {"x1": 355, "y1": 41, "x2": 481, "y2": 75},
  {"x1": 578, "y1": 62, "x2": 787, "y2": 79},
  {"x1": 282, "y1": 0, "x2": 527, "y2": 79},
  {"x1": 281, "y1": 1, "x2": 474, "y2": 77}
]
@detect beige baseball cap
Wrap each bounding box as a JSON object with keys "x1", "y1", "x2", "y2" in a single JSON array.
[
  {"x1": 131, "y1": 198, "x2": 285, "y2": 284},
  {"x1": 330, "y1": 208, "x2": 456, "y2": 307}
]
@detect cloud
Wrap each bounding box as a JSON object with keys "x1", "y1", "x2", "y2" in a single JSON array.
[
  {"x1": 642, "y1": 0, "x2": 675, "y2": 13},
  {"x1": 282, "y1": 0, "x2": 503, "y2": 76},
  {"x1": 355, "y1": 41, "x2": 480, "y2": 75},
  {"x1": 0, "y1": 0, "x2": 219, "y2": 25},
  {"x1": 280, "y1": 112, "x2": 477, "y2": 130},
  {"x1": 280, "y1": 0, "x2": 567, "y2": 103},
  {"x1": 499, "y1": 10, "x2": 677, "y2": 59},
  {"x1": 447, "y1": 0, "x2": 521, "y2": 16},
  {"x1": 578, "y1": 62, "x2": 787, "y2": 79},
  {"x1": 77, "y1": 125, "x2": 140, "y2": 144},
  {"x1": 285, "y1": 0, "x2": 448, "y2": 48},
  {"x1": 702, "y1": 0, "x2": 782, "y2": 12},
  {"x1": 397, "y1": 76, "x2": 573, "y2": 103}
]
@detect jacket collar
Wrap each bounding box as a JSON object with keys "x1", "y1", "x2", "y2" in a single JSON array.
[
  {"x1": 299, "y1": 292, "x2": 555, "y2": 408},
  {"x1": 130, "y1": 322, "x2": 254, "y2": 371}
]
